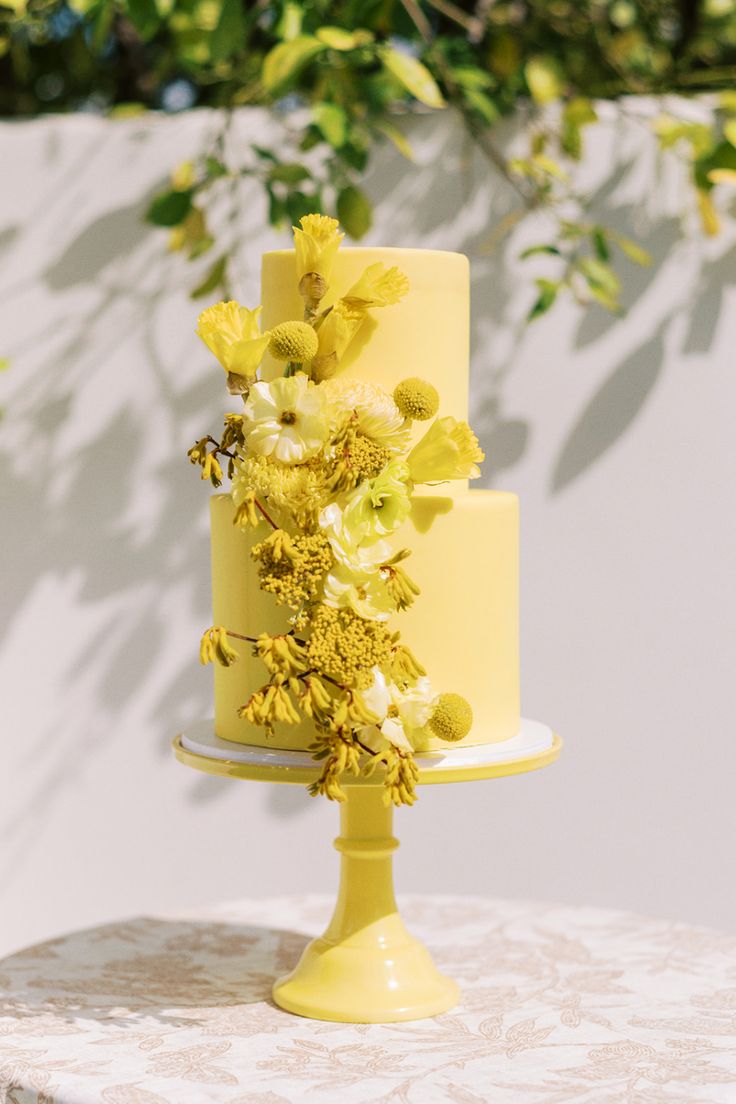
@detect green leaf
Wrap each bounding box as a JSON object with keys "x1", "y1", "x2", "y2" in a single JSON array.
[
  {"x1": 592, "y1": 227, "x2": 610, "y2": 261},
  {"x1": 563, "y1": 97, "x2": 597, "y2": 127},
  {"x1": 315, "y1": 26, "x2": 374, "y2": 50},
  {"x1": 146, "y1": 189, "x2": 193, "y2": 227},
  {"x1": 268, "y1": 162, "x2": 311, "y2": 184},
  {"x1": 524, "y1": 55, "x2": 564, "y2": 105},
  {"x1": 450, "y1": 66, "x2": 493, "y2": 90},
  {"x1": 252, "y1": 145, "x2": 278, "y2": 163},
  {"x1": 126, "y1": 0, "x2": 160, "y2": 40},
  {"x1": 723, "y1": 119, "x2": 736, "y2": 149},
  {"x1": 210, "y1": 0, "x2": 246, "y2": 62},
  {"x1": 275, "y1": 1, "x2": 303, "y2": 41},
  {"x1": 579, "y1": 257, "x2": 621, "y2": 297},
  {"x1": 463, "y1": 88, "x2": 499, "y2": 125},
  {"x1": 695, "y1": 140, "x2": 736, "y2": 190},
  {"x1": 609, "y1": 232, "x2": 652, "y2": 266},
  {"x1": 337, "y1": 185, "x2": 372, "y2": 239},
  {"x1": 205, "y1": 156, "x2": 228, "y2": 179},
  {"x1": 0, "y1": 357, "x2": 10, "y2": 372},
  {"x1": 191, "y1": 254, "x2": 228, "y2": 300},
  {"x1": 262, "y1": 36, "x2": 325, "y2": 92},
  {"x1": 374, "y1": 120, "x2": 414, "y2": 161},
  {"x1": 379, "y1": 47, "x2": 445, "y2": 109},
  {"x1": 286, "y1": 190, "x2": 321, "y2": 225},
  {"x1": 313, "y1": 102, "x2": 347, "y2": 148},
  {"x1": 527, "y1": 279, "x2": 558, "y2": 321},
  {"x1": 519, "y1": 244, "x2": 562, "y2": 259}
]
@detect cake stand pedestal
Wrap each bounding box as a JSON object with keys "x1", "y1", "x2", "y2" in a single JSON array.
[{"x1": 173, "y1": 719, "x2": 561, "y2": 1024}]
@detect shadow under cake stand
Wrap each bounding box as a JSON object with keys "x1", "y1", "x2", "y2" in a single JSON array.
[{"x1": 173, "y1": 720, "x2": 561, "y2": 1024}]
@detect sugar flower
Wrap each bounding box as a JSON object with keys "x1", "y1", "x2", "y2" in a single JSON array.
[
  {"x1": 359, "y1": 668, "x2": 435, "y2": 753},
  {"x1": 406, "y1": 416, "x2": 484, "y2": 482},
  {"x1": 311, "y1": 300, "x2": 366, "y2": 381},
  {"x1": 196, "y1": 301, "x2": 270, "y2": 386},
  {"x1": 343, "y1": 263, "x2": 410, "y2": 308},
  {"x1": 294, "y1": 214, "x2": 344, "y2": 297},
  {"x1": 242, "y1": 374, "x2": 327, "y2": 464},
  {"x1": 342, "y1": 459, "x2": 412, "y2": 543},
  {"x1": 321, "y1": 378, "x2": 410, "y2": 454}
]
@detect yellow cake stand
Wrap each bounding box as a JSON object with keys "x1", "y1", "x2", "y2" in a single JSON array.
[{"x1": 173, "y1": 719, "x2": 561, "y2": 1024}]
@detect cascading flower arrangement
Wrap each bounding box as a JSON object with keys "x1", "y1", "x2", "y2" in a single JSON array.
[{"x1": 190, "y1": 215, "x2": 484, "y2": 806}]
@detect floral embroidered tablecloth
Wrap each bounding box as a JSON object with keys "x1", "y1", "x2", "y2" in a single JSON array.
[{"x1": 2, "y1": 895, "x2": 736, "y2": 1104}]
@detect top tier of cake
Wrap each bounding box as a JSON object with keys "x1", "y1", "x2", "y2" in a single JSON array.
[{"x1": 260, "y1": 247, "x2": 469, "y2": 421}]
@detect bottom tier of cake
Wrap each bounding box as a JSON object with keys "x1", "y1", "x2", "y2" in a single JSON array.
[{"x1": 210, "y1": 488, "x2": 520, "y2": 751}]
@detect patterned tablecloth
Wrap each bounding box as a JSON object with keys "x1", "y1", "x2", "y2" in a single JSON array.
[{"x1": 1, "y1": 895, "x2": 736, "y2": 1104}]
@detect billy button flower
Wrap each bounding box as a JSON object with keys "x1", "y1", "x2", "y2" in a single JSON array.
[
  {"x1": 393, "y1": 377, "x2": 439, "y2": 422},
  {"x1": 196, "y1": 301, "x2": 270, "y2": 394},
  {"x1": 269, "y1": 320, "x2": 319, "y2": 365},
  {"x1": 428, "y1": 692, "x2": 474, "y2": 742}
]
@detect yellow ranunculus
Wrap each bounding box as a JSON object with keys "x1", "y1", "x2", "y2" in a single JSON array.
[
  {"x1": 195, "y1": 301, "x2": 270, "y2": 383},
  {"x1": 311, "y1": 300, "x2": 366, "y2": 380},
  {"x1": 293, "y1": 214, "x2": 344, "y2": 282},
  {"x1": 343, "y1": 263, "x2": 409, "y2": 308},
  {"x1": 406, "y1": 416, "x2": 485, "y2": 482}
]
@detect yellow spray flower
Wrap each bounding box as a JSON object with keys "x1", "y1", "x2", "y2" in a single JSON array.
[
  {"x1": 342, "y1": 459, "x2": 412, "y2": 543},
  {"x1": 311, "y1": 300, "x2": 366, "y2": 380},
  {"x1": 407, "y1": 417, "x2": 484, "y2": 482},
  {"x1": 269, "y1": 320, "x2": 319, "y2": 363},
  {"x1": 343, "y1": 263, "x2": 410, "y2": 308},
  {"x1": 294, "y1": 214, "x2": 344, "y2": 304},
  {"x1": 196, "y1": 301, "x2": 270, "y2": 384}
]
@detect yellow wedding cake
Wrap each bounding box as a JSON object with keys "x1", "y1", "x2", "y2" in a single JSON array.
[{"x1": 192, "y1": 217, "x2": 519, "y2": 805}]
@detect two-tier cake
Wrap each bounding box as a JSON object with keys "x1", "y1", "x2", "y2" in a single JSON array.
[{"x1": 190, "y1": 216, "x2": 520, "y2": 805}]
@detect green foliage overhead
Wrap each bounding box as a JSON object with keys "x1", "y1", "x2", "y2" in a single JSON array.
[{"x1": 2, "y1": 0, "x2": 736, "y2": 316}]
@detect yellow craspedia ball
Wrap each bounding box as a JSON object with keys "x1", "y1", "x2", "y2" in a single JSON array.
[
  {"x1": 393, "y1": 377, "x2": 440, "y2": 421},
  {"x1": 269, "y1": 320, "x2": 319, "y2": 363},
  {"x1": 429, "y1": 693, "x2": 473, "y2": 742}
]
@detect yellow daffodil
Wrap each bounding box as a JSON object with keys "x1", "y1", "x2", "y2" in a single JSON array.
[
  {"x1": 406, "y1": 416, "x2": 484, "y2": 482},
  {"x1": 294, "y1": 214, "x2": 345, "y2": 305},
  {"x1": 343, "y1": 263, "x2": 409, "y2": 308},
  {"x1": 311, "y1": 300, "x2": 366, "y2": 380},
  {"x1": 196, "y1": 301, "x2": 270, "y2": 387}
]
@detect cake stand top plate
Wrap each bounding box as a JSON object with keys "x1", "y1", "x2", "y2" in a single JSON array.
[{"x1": 174, "y1": 719, "x2": 561, "y2": 786}]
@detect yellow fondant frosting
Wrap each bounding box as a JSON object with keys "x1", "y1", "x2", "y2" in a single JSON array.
[{"x1": 209, "y1": 244, "x2": 520, "y2": 752}]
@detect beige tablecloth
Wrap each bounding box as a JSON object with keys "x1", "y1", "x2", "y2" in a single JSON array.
[{"x1": 1, "y1": 895, "x2": 736, "y2": 1103}]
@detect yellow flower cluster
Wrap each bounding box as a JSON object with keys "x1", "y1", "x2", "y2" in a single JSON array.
[
  {"x1": 238, "y1": 675, "x2": 301, "y2": 730},
  {"x1": 199, "y1": 626, "x2": 239, "y2": 667},
  {"x1": 306, "y1": 604, "x2": 392, "y2": 690},
  {"x1": 251, "y1": 530, "x2": 333, "y2": 608},
  {"x1": 232, "y1": 455, "x2": 328, "y2": 531},
  {"x1": 328, "y1": 425, "x2": 393, "y2": 493}
]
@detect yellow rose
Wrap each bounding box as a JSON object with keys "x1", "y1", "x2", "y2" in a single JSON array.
[
  {"x1": 343, "y1": 263, "x2": 409, "y2": 308},
  {"x1": 195, "y1": 301, "x2": 270, "y2": 384}
]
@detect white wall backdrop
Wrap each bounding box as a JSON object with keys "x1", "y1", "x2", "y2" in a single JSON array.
[{"x1": 1, "y1": 104, "x2": 735, "y2": 958}]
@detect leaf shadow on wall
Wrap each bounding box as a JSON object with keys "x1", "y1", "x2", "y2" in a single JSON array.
[{"x1": 550, "y1": 330, "x2": 665, "y2": 494}]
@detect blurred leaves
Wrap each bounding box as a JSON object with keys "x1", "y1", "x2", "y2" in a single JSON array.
[{"x1": 4, "y1": 0, "x2": 736, "y2": 318}]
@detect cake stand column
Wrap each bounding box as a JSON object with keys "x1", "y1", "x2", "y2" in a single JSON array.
[{"x1": 272, "y1": 782, "x2": 459, "y2": 1023}]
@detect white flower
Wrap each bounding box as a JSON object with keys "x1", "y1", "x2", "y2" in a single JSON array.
[
  {"x1": 242, "y1": 374, "x2": 327, "y2": 464},
  {"x1": 323, "y1": 564, "x2": 395, "y2": 621},
  {"x1": 359, "y1": 669, "x2": 435, "y2": 752},
  {"x1": 341, "y1": 459, "x2": 412, "y2": 543},
  {"x1": 320, "y1": 378, "x2": 410, "y2": 454},
  {"x1": 319, "y1": 502, "x2": 392, "y2": 568}
]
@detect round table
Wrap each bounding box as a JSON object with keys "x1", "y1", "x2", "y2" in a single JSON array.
[{"x1": 1, "y1": 895, "x2": 735, "y2": 1104}]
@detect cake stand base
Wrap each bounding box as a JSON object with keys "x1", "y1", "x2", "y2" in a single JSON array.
[
  {"x1": 173, "y1": 721, "x2": 561, "y2": 1023},
  {"x1": 272, "y1": 784, "x2": 458, "y2": 1023}
]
